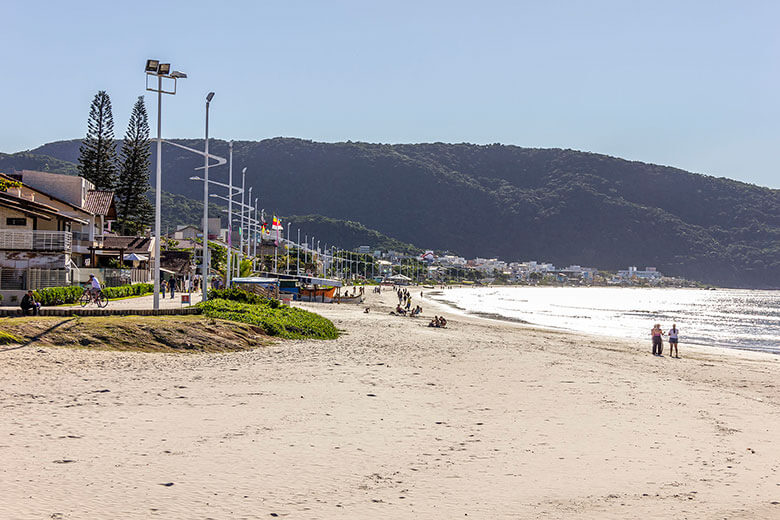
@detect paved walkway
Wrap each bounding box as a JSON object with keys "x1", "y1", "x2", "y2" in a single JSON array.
[
  {"x1": 106, "y1": 291, "x2": 203, "y2": 310},
  {"x1": 0, "y1": 291, "x2": 203, "y2": 313}
]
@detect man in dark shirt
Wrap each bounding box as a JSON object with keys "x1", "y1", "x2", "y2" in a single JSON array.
[{"x1": 20, "y1": 290, "x2": 40, "y2": 316}]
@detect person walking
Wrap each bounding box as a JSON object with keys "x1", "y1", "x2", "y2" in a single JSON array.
[
  {"x1": 168, "y1": 277, "x2": 176, "y2": 299},
  {"x1": 668, "y1": 324, "x2": 680, "y2": 358},
  {"x1": 650, "y1": 323, "x2": 665, "y2": 356}
]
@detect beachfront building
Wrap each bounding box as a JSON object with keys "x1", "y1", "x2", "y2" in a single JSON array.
[
  {"x1": 170, "y1": 225, "x2": 201, "y2": 240},
  {"x1": 0, "y1": 170, "x2": 155, "y2": 293},
  {"x1": 437, "y1": 254, "x2": 468, "y2": 267},
  {"x1": 617, "y1": 266, "x2": 663, "y2": 282},
  {"x1": 0, "y1": 177, "x2": 87, "y2": 295},
  {"x1": 558, "y1": 265, "x2": 599, "y2": 281}
]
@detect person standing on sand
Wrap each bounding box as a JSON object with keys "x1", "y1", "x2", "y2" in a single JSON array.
[
  {"x1": 668, "y1": 324, "x2": 680, "y2": 358},
  {"x1": 651, "y1": 323, "x2": 664, "y2": 356}
]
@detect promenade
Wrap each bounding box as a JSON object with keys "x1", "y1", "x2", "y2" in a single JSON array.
[{"x1": 1, "y1": 291, "x2": 203, "y2": 315}]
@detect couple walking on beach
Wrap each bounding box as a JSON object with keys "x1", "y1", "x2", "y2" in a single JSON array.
[{"x1": 651, "y1": 323, "x2": 680, "y2": 358}]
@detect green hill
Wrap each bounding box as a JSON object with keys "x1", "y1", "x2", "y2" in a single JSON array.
[
  {"x1": 22, "y1": 138, "x2": 780, "y2": 288},
  {"x1": 282, "y1": 215, "x2": 419, "y2": 254},
  {"x1": 0, "y1": 151, "x2": 79, "y2": 176}
]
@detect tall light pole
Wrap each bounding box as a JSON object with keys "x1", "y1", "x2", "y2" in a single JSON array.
[
  {"x1": 201, "y1": 92, "x2": 215, "y2": 301},
  {"x1": 297, "y1": 228, "x2": 300, "y2": 275},
  {"x1": 145, "y1": 59, "x2": 186, "y2": 310},
  {"x1": 240, "y1": 168, "x2": 246, "y2": 265},
  {"x1": 286, "y1": 222, "x2": 291, "y2": 274},
  {"x1": 226, "y1": 140, "x2": 233, "y2": 288},
  {"x1": 246, "y1": 187, "x2": 252, "y2": 257},
  {"x1": 254, "y1": 198, "x2": 259, "y2": 258}
]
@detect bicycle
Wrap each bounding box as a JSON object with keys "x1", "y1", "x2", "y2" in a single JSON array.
[{"x1": 80, "y1": 288, "x2": 109, "y2": 308}]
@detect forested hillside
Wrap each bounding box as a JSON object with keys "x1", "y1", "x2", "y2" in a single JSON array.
[{"x1": 23, "y1": 138, "x2": 780, "y2": 287}]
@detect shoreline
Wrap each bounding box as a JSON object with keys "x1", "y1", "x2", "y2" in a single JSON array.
[
  {"x1": 2, "y1": 288, "x2": 779, "y2": 518},
  {"x1": 421, "y1": 286, "x2": 780, "y2": 359}
]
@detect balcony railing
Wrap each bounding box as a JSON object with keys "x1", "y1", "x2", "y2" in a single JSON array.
[{"x1": 0, "y1": 230, "x2": 72, "y2": 251}]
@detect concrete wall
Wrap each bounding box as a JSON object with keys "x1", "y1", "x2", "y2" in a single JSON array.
[
  {"x1": 0, "y1": 251, "x2": 69, "y2": 269},
  {"x1": 19, "y1": 170, "x2": 93, "y2": 207}
]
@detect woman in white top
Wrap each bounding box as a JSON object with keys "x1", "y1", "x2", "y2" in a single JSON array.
[{"x1": 668, "y1": 324, "x2": 679, "y2": 358}]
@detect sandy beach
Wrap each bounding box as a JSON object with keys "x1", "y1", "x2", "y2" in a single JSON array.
[{"x1": 2, "y1": 287, "x2": 779, "y2": 519}]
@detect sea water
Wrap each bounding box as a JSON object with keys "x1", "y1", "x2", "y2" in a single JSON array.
[{"x1": 427, "y1": 287, "x2": 780, "y2": 354}]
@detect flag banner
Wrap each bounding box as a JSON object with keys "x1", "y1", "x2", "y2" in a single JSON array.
[{"x1": 272, "y1": 216, "x2": 283, "y2": 231}]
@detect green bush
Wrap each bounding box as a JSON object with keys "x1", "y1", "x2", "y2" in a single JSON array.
[
  {"x1": 34, "y1": 283, "x2": 154, "y2": 306},
  {"x1": 33, "y1": 285, "x2": 83, "y2": 306},
  {"x1": 102, "y1": 283, "x2": 154, "y2": 299},
  {"x1": 198, "y1": 298, "x2": 338, "y2": 340},
  {"x1": 208, "y1": 287, "x2": 272, "y2": 306}
]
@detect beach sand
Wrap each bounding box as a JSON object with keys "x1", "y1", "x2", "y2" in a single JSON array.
[{"x1": 1, "y1": 287, "x2": 779, "y2": 519}]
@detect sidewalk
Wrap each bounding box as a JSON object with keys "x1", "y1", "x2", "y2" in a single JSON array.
[{"x1": 0, "y1": 291, "x2": 203, "y2": 313}]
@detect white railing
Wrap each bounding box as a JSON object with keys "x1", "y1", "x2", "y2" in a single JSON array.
[
  {"x1": 73, "y1": 267, "x2": 151, "y2": 287},
  {"x1": 0, "y1": 230, "x2": 72, "y2": 251},
  {"x1": 0, "y1": 268, "x2": 70, "y2": 290}
]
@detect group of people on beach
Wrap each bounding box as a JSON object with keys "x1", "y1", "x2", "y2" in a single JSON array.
[
  {"x1": 428, "y1": 316, "x2": 447, "y2": 328},
  {"x1": 650, "y1": 323, "x2": 680, "y2": 358}
]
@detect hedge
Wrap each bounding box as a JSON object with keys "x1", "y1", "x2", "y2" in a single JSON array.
[
  {"x1": 208, "y1": 287, "x2": 278, "y2": 307},
  {"x1": 198, "y1": 298, "x2": 338, "y2": 340},
  {"x1": 33, "y1": 283, "x2": 154, "y2": 306}
]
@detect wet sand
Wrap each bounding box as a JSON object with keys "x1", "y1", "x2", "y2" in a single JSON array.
[{"x1": 1, "y1": 287, "x2": 779, "y2": 519}]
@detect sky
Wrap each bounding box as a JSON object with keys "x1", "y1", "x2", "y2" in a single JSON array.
[{"x1": 2, "y1": 1, "x2": 778, "y2": 188}]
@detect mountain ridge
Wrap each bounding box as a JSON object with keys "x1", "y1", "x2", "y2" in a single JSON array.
[{"x1": 13, "y1": 138, "x2": 780, "y2": 288}]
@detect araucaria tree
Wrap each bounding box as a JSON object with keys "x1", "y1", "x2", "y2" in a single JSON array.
[
  {"x1": 78, "y1": 91, "x2": 117, "y2": 190},
  {"x1": 116, "y1": 96, "x2": 153, "y2": 235}
]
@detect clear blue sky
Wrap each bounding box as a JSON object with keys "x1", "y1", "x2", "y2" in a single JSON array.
[{"x1": 2, "y1": 1, "x2": 778, "y2": 188}]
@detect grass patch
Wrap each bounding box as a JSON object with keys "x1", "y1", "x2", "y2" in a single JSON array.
[
  {"x1": 199, "y1": 298, "x2": 339, "y2": 340},
  {"x1": 0, "y1": 329, "x2": 21, "y2": 345},
  {"x1": 0, "y1": 315, "x2": 271, "y2": 353}
]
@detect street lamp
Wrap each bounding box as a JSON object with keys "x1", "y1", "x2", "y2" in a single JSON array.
[
  {"x1": 201, "y1": 92, "x2": 215, "y2": 301},
  {"x1": 145, "y1": 58, "x2": 186, "y2": 310},
  {"x1": 240, "y1": 167, "x2": 247, "y2": 267},
  {"x1": 286, "y1": 222, "x2": 291, "y2": 274},
  {"x1": 192, "y1": 171, "x2": 244, "y2": 286}
]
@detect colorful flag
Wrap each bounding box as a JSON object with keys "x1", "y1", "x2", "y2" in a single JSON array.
[{"x1": 272, "y1": 216, "x2": 283, "y2": 231}]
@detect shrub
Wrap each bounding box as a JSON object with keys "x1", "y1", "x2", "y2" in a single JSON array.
[
  {"x1": 208, "y1": 287, "x2": 271, "y2": 305},
  {"x1": 102, "y1": 283, "x2": 154, "y2": 299},
  {"x1": 198, "y1": 298, "x2": 339, "y2": 340},
  {"x1": 33, "y1": 286, "x2": 84, "y2": 306}
]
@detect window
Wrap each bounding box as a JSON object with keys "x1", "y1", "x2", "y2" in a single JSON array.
[{"x1": 6, "y1": 218, "x2": 27, "y2": 226}]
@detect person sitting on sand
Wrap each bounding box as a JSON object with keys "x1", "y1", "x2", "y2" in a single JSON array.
[
  {"x1": 668, "y1": 324, "x2": 680, "y2": 358},
  {"x1": 20, "y1": 290, "x2": 40, "y2": 316},
  {"x1": 438, "y1": 316, "x2": 447, "y2": 328},
  {"x1": 395, "y1": 304, "x2": 407, "y2": 316},
  {"x1": 429, "y1": 316, "x2": 439, "y2": 327},
  {"x1": 651, "y1": 323, "x2": 664, "y2": 356}
]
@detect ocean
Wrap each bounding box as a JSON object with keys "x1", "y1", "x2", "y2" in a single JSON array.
[{"x1": 427, "y1": 286, "x2": 780, "y2": 354}]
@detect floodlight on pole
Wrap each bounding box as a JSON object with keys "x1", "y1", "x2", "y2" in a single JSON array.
[
  {"x1": 201, "y1": 92, "x2": 215, "y2": 302},
  {"x1": 145, "y1": 58, "x2": 186, "y2": 310}
]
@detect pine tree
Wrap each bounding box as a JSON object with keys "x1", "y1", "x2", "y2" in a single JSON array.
[
  {"x1": 116, "y1": 96, "x2": 153, "y2": 235},
  {"x1": 78, "y1": 90, "x2": 117, "y2": 190}
]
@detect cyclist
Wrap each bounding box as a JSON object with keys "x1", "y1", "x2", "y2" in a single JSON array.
[{"x1": 87, "y1": 274, "x2": 102, "y2": 302}]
